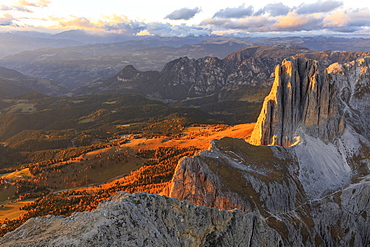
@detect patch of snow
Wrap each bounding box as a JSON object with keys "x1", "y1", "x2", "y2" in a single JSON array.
[{"x1": 294, "y1": 133, "x2": 352, "y2": 199}]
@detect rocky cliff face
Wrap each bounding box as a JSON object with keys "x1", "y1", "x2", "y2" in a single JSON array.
[
  {"x1": 0, "y1": 192, "x2": 283, "y2": 247},
  {"x1": 293, "y1": 50, "x2": 370, "y2": 70},
  {"x1": 163, "y1": 138, "x2": 303, "y2": 214},
  {"x1": 159, "y1": 56, "x2": 230, "y2": 99}
]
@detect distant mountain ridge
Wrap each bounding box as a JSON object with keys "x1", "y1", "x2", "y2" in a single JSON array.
[
  {"x1": 74, "y1": 45, "x2": 370, "y2": 102},
  {"x1": 74, "y1": 45, "x2": 308, "y2": 97},
  {"x1": 0, "y1": 32, "x2": 83, "y2": 58},
  {"x1": 0, "y1": 36, "x2": 245, "y2": 87},
  {"x1": 2, "y1": 43, "x2": 370, "y2": 126},
  {"x1": 0, "y1": 67, "x2": 68, "y2": 97},
  {"x1": 2, "y1": 35, "x2": 370, "y2": 88}
]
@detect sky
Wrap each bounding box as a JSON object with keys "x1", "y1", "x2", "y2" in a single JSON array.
[{"x1": 0, "y1": 0, "x2": 370, "y2": 37}]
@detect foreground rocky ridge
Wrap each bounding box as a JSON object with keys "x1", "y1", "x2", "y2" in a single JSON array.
[{"x1": 0, "y1": 192, "x2": 283, "y2": 247}]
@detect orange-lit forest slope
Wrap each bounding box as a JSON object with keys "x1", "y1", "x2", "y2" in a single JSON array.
[{"x1": 0, "y1": 123, "x2": 254, "y2": 236}]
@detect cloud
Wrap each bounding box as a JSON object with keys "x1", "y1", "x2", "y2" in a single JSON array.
[
  {"x1": 203, "y1": 13, "x2": 324, "y2": 33},
  {"x1": 49, "y1": 5, "x2": 370, "y2": 36},
  {"x1": 0, "y1": 0, "x2": 50, "y2": 13},
  {"x1": 99, "y1": 15, "x2": 147, "y2": 35},
  {"x1": 0, "y1": 4, "x2": 32, "y2": 12},
  {"x1": 136, "y1": 30, "x2": 151, "y2": 36},
  {"x1": 202, "y1": 1, "x2": 370, "y2": 34},
  {"x1": 323, "y1": 11, "x2": 348, "y2": 27},
  {"x1": 43, "y1": 14, "x2": 209, "y2": 37},
  {"x1": 255, "y1": 3, "x2": 290, "y2": 17},
  {"x1": 0, "y1": 5, "x2": 12, "y2": 11},
  {"x1": 56, "y1": 16, "x2": 95, "y2": 29},
  {"x1": 14, "y1": 6, "x2": 33, "y2": 12},
  {"x1": 273, "y1": 13, "x2": 323, "y2": 31},
  {"x1": 17, "y1": 0, "x2": 51, "y2": 7},
  {"x1": 0, "y1": 14, "x2": 17, "y2": 26},
  {"x1": 165, "y1": 7, "x2": 201, "y2": 20},
  {"x1": 296, "y1": 0, "x2": 343, "y2": 14},
  {"x1": 46, "y1": 14, "x2": 145, "y2": 36},
  {"x1": 2, "y1": 1, "x2": 370, "y2": 37},
  {"x1": 142, "y1": 22, "x2": 209, "y2": 36},
  {"x1": 105, "y1": 18, "x2": 209, "y2": 37},
  {"x1": 36, "y1": 14, "x2": 139, "y2": 34},
  {"x1": 323, "y1": 8, "x2": 370, "y2": 32},
  {"x1": 213, "y1": 4, "x2": 254, "y2": 19},
  {"x1": 202, "y1": 16, "x2": 275, "y2": 32}
]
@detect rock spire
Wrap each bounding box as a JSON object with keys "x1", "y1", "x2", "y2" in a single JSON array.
[{"x1": 250, "y1": 58, "x2": 344, "y2": 146}]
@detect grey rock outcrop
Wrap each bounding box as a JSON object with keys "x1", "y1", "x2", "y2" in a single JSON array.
[
  {"x1": 163, "y1": 154, "x2": 250, "y2": 211},
  {"x1": 248, "y1": 56, "x2": 370, "y2": 197},
  {"x1": 0, "y1": 192, "x2": 283, "y2": 247}
]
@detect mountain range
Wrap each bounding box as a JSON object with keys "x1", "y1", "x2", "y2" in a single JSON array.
[
  {"x1": 0, "y1": 67, "x2": 68, "y2": 97},
  {"x1": 1, "y1": 52, "x2": 369, "y2": 246},
  {"x1": 0, "y1": 36, "x2": 249, "y2": 87},
  {"x1": 0, "y1": 35, "x2": 369, "y2": 246},
  {"x1": 1, "y1": 34, "x2": 370, "y2": 89}
]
